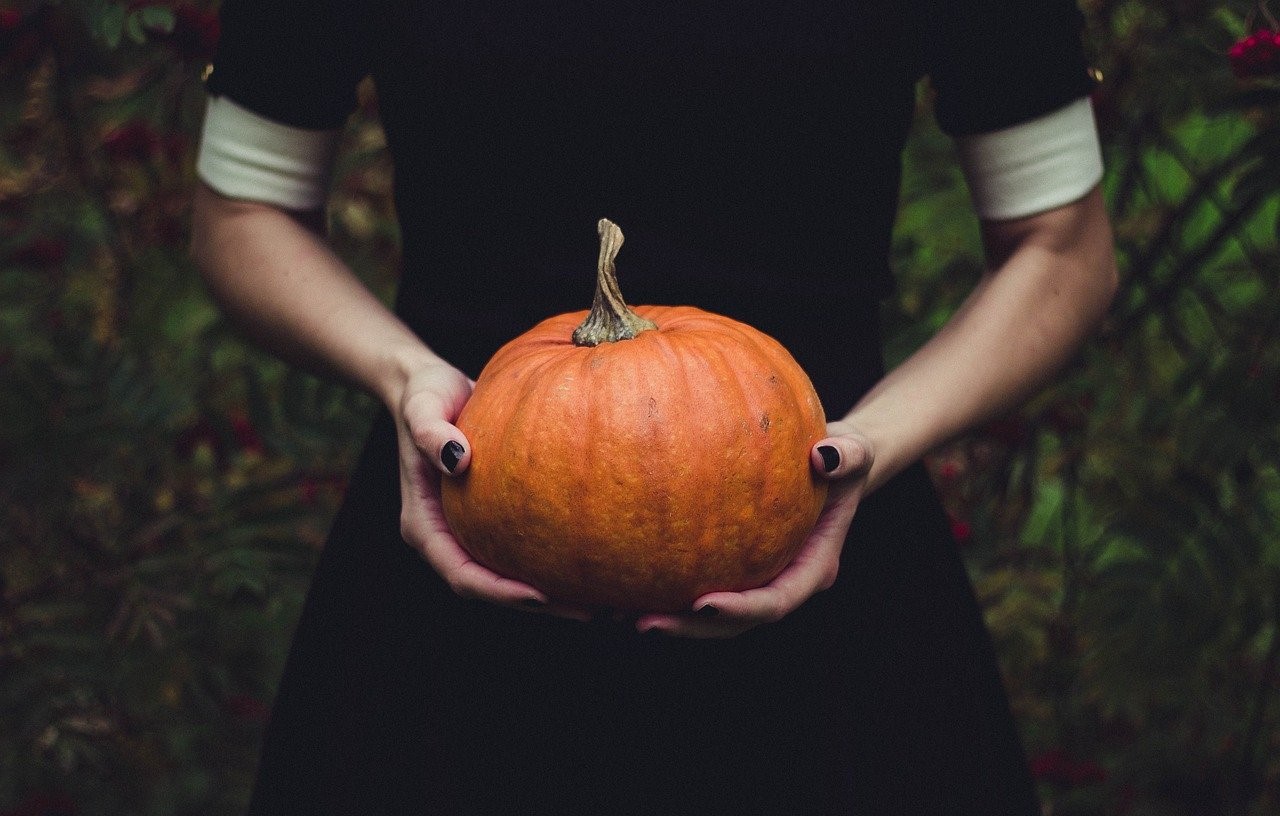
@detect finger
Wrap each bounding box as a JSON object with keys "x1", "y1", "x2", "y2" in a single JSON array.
[
  {"x1": 636, "y1": 507, "x2": 851, "y2": 639},
  {"x1": 397, "y1": 466, "x2": 592, "y2": 621},
  {"x1": 405, "y1": 508, "x2": 545, "y2": 606},
  {"x1": 410, "y1": 517, "x2": 593, "y2": 621},
  {"x1": 637, "y1": 585, "x2": 795, "y2": 638},
  {"x1": 811, "y1": 434, "x2": 871, "y2": 480},
  {"x1": 641, "y1": 594, "x2": 794, "y2": 639},
  {"x1": 635, "y1": 568, "x2": 816, "y2": 639},
  {"x1": 442, "y1": 558, "x2": 549, "y2": 604},
  {"x1": 408, "y1": 419, "x2": 472, "y2": 476},
  {"x1": 398, "y1": 452, "x2": 508, "y2": 600},
  {"x1": 634, "y1": 608, "x2": 754, "y2": 639},
  {"x1": 399, "y1": 375, "x2": 474, "y2": 475},
  {"x1": 433, "y1": 556, "x2": 595, "y2": 622}
]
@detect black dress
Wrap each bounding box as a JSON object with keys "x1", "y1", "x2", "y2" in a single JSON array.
[{"x1": 207, "y1": 1, "x2": 1094, "y2": 813}]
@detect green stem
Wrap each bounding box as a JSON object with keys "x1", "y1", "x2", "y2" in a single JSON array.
[{"x1": 571, "y1": 219, "x2": 658, "y2": 347}]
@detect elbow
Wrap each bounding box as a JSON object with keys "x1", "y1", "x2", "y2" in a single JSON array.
[
  {"x1": 1064, "y1": 248, "x2": 1119, "y2": 343},
  {"x1": 1061, "y1": 187, "x2": 1121, "y2": 332}
]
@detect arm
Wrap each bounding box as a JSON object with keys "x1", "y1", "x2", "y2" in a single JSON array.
[
  {"x1": 189, "y1": 183, "x2": 588, "y2": 617},
  {"x1": 189, "y1": 182, "x2": 432, "y2": 404},
  {"x1": 846, "y1": 184, "x2": 1118, "y2": 493},
  {"x1": 640, "y1": 184, "x2": 1118, "y2": 637}
]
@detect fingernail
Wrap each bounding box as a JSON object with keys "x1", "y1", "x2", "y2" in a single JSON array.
[
  {"x1": 520, "y1": 597, "x2": 546, "y2": 609},
  {"x1": 441, "y1": 440, "x2": 465, "y2": 472},
  {"x1": 818, "y1": 445, "x2": 840, "y2": 473},
  {"x1": 695, "y1": 604, "x2": 719, "y2": 617}
]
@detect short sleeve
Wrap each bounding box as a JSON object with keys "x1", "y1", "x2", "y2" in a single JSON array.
[
  {"x1": 956, "y1": 97, "x2": 1103, "y2": 220},
  {"x1": 927, "y1": 0, "x2": 1095, "y2": 137},
  {"x1": 204, "y1": 0, "x2": 371, "y2": 130}
]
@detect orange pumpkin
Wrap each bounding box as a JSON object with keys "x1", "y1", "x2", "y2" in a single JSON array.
[{"x1": 440, "y1": 220, "x2": 828, "y2": 611}]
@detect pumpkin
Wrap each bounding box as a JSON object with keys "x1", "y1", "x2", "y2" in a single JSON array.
[{"x1": 440, "y1": 219, "x2": 828, "y2": 611}]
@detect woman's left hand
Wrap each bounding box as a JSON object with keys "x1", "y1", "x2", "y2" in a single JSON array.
[{"x1": 633, "y1": 420, "x2": 874, "y2": 638}]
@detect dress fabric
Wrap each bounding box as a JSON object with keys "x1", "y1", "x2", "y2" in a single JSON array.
[{"x1": 206, "y1": 1, "x2": 1094, "y2": 813}]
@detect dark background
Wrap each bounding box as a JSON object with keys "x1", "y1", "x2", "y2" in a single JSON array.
[{"x1": 2, "y1": 1, "x2": 1279, "y2": 813}]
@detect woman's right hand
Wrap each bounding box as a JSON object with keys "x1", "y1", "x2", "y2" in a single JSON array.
[
  {"x1": 188, "y1": 185, "x2": 590, "y2": 617},
  {"x1": 392, "y1": 360, "x2": 593, "y2": 621}
]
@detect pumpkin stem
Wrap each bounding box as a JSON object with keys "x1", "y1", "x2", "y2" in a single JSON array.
[{"x1": 572, "y1": 218, "x2": 658, "y2": 347}]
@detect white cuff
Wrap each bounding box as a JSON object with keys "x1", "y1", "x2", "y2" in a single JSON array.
[
  {"x1": 196, "y1": 95, "x2": 341, "y2": 210},
  {"x1": 956, "y1": 97, "x2": 1104, "y2": 221}
]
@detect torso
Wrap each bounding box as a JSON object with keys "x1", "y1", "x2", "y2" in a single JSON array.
[{"x1": 365, "y1": 0, "x2": 923, "y2": 409}]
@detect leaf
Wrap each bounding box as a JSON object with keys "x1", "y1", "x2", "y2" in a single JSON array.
[
  {"x1": 1211, "y1": 7, "x2": 1248, "y2": 40},
  {"x1": 1020, "y1": 480, "x2": 1065, "y2": 549},
  {"x1": 137, "y1": 5, "x2": 175, "y2": 34},
  {"x1": 1090, "y1": 534, "x2": 1148, "y2": 572},
  {"x1": 124, "y1": 9, "x2": 146, "y2": 44},
  {"x1": 161, "y1": 295, "x2": 219, "y2": 344},
  {"x1": 209, "y1": 566, "x2": 268, "y2": 601},
  {"x1": 98, "y1": 2, "x2": 126, "y2": 50},
  {"x1": 1215, "y1": 277, "x2": 1265, "y2": 314}
]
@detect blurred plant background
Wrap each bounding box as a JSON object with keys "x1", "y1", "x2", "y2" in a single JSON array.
[{"x1": 1, "y1": 0, "x2": 1278, "y2": 813}]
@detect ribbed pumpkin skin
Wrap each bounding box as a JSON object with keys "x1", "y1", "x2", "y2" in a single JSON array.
[{"x1": 440, "y1": 305, "x2": 828, "y2": 612}]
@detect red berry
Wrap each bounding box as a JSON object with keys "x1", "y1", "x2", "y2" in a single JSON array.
[
  {"x1": 1229, "y1": 29, "x2": 1280, "y2": 78},
  {"x1": 102, "y1": 120, "x2": 162, "y2": 161},
  {"x1": 229, "y1": 410, "x2": 265, "y2": 454}
]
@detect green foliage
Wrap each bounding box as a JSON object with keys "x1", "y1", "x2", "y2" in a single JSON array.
[
  {"x1": 898, "y1": 3, "x2": 1280, "y2": 813},
  {"x1": 1, "y1": 0, "x2": 1279, "y2": 814},
  {"x1": 0, "y1": 2, "x2": 391, "y2": 813}
]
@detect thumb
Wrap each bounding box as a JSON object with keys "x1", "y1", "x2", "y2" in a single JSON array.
[
  {"x1": 397, "y1": 363, "x2": 476, "y2": 477},
  {"x1": 811, "y1": 432, "x2": 873, "y2": 481},
  {"x1": 407, "y1": 414, "x2": 472, "y2": 476}
]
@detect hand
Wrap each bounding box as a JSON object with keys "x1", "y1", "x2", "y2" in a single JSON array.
[
  {"x1": 633, "y1": 420, "x2": 874, "y2": 638},
  {"x1": 393, "y1": 361, "x2": 592, "y2": 621}
]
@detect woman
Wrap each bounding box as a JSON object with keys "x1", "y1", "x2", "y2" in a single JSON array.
[{"x1": 192, "y1": 0, "x2": 1118, "y2": 812}]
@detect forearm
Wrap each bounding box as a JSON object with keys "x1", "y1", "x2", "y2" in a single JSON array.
[
  {"x1": 189, "y1": 182, "x2": 440, "y2": 408},
  {"x1": 848, "y1": 186, "x2": 1118, "y2": 492}
]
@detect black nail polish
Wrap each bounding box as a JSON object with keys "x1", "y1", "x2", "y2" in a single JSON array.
[
  {"x1": 441, "y1": 440, "x2": 465, "y2": 472},
  {"x1": 520, "y1": 597, "x2": 546, "y2": 609},
  {"x1": 696, "y1": 604, "x2": 719, "y2": 617},
  {"x1": 818, "y1": 445, "x2": 840, "y2": 473}
]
